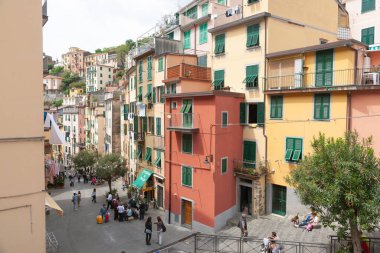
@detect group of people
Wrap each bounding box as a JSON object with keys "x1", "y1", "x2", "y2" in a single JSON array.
[
  {"x1": 71, "y1": 191, "x2": 82, "y2": 211},
  {"x1": 291, "y1": 207, "x2": 319, "y2": 232}
]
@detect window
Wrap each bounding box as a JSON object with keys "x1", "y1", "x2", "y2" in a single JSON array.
[
  {"x1": 171, "y1": 101, "x2": 177, "y2": 109},
  {"x1": 214, "y1": 34, "x2": 225, "y2": 55},
  {"x1": 362, "y1": 0, "x2": 375, "y2": 13},
  {"x1": 148, "y1": 117, "x2": 154, "y2": 134},
  {"x1": 248, "y1": 0, "x2": 259, "y2": 4},
  {"x1": 152, "y1": 87, "x2": 156, "y2": 103},
  {"x1": 159, "y1": 86, "x2": 165, "y2": 103},
  {"x1": 158, "y1": 57, "x2": 164, "y2": 72},
  {"x1": 314, "y1": 93, "x2": 330, "y2": 120},
  {"x1": 285, "y1": 138, "x2": 303, "y2": 162},
  {"x1": 153, "y1": 150, "x2": 161, "y2": 168},
  {"x1": 247, "y1": 24, "x2": 259, "y2": 48},
  {"x1": 243, "y1": 141, "x2": 256, "y2": 168},
  {"x1": 222, "y1": 112, "x2": 228, "y2": 127},
  {"x1": 240, "y1": 102, "x2": 264, "y2": 125},
  {"x1": 212, "y1": 70, "x2": 224, "y2": 90},
  {"x1": 201, "y1": 3, "x2": 209, "y2": 17},
  {"x1": 137, "y1": 146, "x2": 143, "y2": 160},
  {"x1": 315, "y1": 49, "x2": 333, "y2": 87},
  {"x1": 100, "y1": 80, "x2": 103, "y2": 84},
  {"x1": 182, "y1": 133, "x2": 193, "y2": 154},
  {"x1": 171, "y1": 83, "x2": 176, "y2": 94},
  {"x1": 137, "y1": 86, "x2": 143, "y2": 102},
  {"x1": 270, "y1": 96, "x2": 283, "y2": 119},
  {"x1": 144, "y1": 147, "x2": 152, "y2": 163},
  {"x1": 156, "y1": 117, "x2": 161, "y2": 136},
  {"x1": 142, "y1": 117, "x2": 147, "y2": 133},
  {"x1": 184, "y1": 30, "x2": 191, "y2": 49},
  {"x1": 124, "y1": 104, "x2": 129, "y2": 120},
  {"x1": 361, "y1": 27, "x2": 375, "y2": 45},
  {"x1": 244, "y1": 65, "x2": 258, "y2": 88},
  {"x1": 221, "y1": 157, "x2": 228, "y2": 174},
  {"x1": 138, "y1": 60, "x2": 143, "y2": 83},
  {"x1": 168, "y1": 32, "x2": 174, "y2": 40},
  {"x1": 217, "y1": 0, "x2": 226, "y2": 5},
  {"x1": 100, "y1": 73, "x2": 103, "y2": 77},
  {"x1": 199, "y1": 22, "x2": 208, "y2": 44},
  {"x1": 181, "y1": 166, "x2": 192, "y2": 187},
  {"x1": 145, "y1": 84, "x2": 152, "y2": 101},
  {"x1": 147, "y1": 56, "x2": 152, "y2": 81},
  {"x1": 184, "y1": 5, "x2": 197, "y2": 19},
  {"x1": 197, "y1": 55, "x2": 207, "y2": 67},
  {"x1": 100, "y1": 67, "x2": 102, "y2": 70}
]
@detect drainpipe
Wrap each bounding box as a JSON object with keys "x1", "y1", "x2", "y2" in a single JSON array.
[
  {"x1": 347, "y1": 48, "x2": 359, "y2": 131},
  {"x1": 168, "y1": 97, "x2": 172, "y2": 224},
  {"x1": 194, "y1": 24, "x2": 197, "y2": 54},
  {"x1": 263, "y1": 16, "x2": 268, "y2": 215}
]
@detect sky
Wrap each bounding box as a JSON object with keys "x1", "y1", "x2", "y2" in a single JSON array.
[{"x1": 43, "y1": 0, "x2": 192, "y2": 61}]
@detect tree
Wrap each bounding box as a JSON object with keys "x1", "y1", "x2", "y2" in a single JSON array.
[
  {"x1": 49, "y1": 66, "x2": 64, "y2": 76},
  {"x1": 72, "y1": 150, "x2": 98, "y2": 174},
  {"x1": 115, "y1": 39, "x2": 135, "y2": 68},
  {"x1": 60, "y1": 71, "x2": 81, "y2": 93},
  {"x1": 95, "y1": 153, "x2": 126, "y2": 193},
  {"x1": 286, "y1": 132, "x2": 380, "y2": 253},
  {"x1": 51, "y1": 99, "x2": 63, "y2": 108},
  {"x1": 69, "y1": 81, "x2": 85, "y2": 90},
  {"x1": 95, "y1": 48, "x2": 102, "y2": 53}
]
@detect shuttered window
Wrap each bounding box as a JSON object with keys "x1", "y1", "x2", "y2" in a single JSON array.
[
  {"x1": 285, "y1": 138, "x2": 303, "y2": 162},
  {"x1": 212, "y1": 70, "x2": 224, "y2": 90},
  {"x1": 361, "y1": 27, "x2": 375, "y2": 45},
  {"x1": 138, "y1": 60, "x2": 143, "y2": 83},
  {"x1": 145, "y1": 84, "x2": 152, "y2": 100},
  {"x1": 221, "y1": 157, "x2": 228, "y2": 174},
  {"x1": 240, "y1": 103, "x2": 264, "y2": 125},
  {"x1": 362, "y1": 0, "x2": 375, "y2": 13},
  {"x1": 315, "y1": 49, "x2": 333, "y2": 87},
  {"x1": 240, "y1": 103, "x2": 246, "y2": 124},
  {"x1": 123, "y1": 104, "x2": 129, "y2": 120},
  {"x1": 214, "y1": 34, "x2": 225, "y2": 55},
  {"x1": 182, "y1": 133, "x2": 193, "y2": 154},
  {"x1": 243, "y1": 141, "x2": 256, "y2": 168},
  {"x1": 153, "y1": 150, "x2": 161, "y2": 168},
  {"x1": 184, "y1": 5, "x2": 197, "y2": 19},
  {"x1": 137, "y1": 86, "x2": 142, "y2": 102},
  {"x1": 158, "y1": 57, "x2": 164, "y2": 72},
  {"x1": 222, "y1": 112, "x2": 228, "y2": 127},
  {"x1": 246, "y1": 24, "x2": 259, "y2": 48},
  {"x1": 144, "y1": 147, "x2": 152, "y2": 162},
  {"x1": 244, "y1": 65, "x2": 258, "y2": 88},
  {"x1": 142, "y1": 117, "x2": 147, "y2": 133},
  {"x1": 184, "y1": 30, "x2": 191, "y2": 49},
  {"x1": 314, "y1": 94, "x2": 330, "y2": 120},
  {"x1": 197, "y1": 55, "x2": 207, "y2": 67},
  {"x1": 156, "y1": 117, "x2": 161, "y2": 136},
  {"x1": 270, "y1": 96, "x2": 283, "y2": 119},
  {"x1": 153, "y1": 87, "x2": 156, "y2": 103},
  {"x1": 248, "y1": 0, "x2": 259, "y2": 3},
  {"x1": 147, "y1": 56, "x2": 152, "y2": 81},
  {"x1": 202, "y1": 3, "x2": 209, "y2": 16},
  {"x1": 199, "y1": 22, "x2": 208, "y2": 44},
  {"x1": 217, "y1": 0, "x2": 226, "y2": 5},
  {"x1": 159, "y1": 86, "x2": 165, "y2": 103},
  {"x1": 182, "y1": 166, "x2": 192, "y2": 187}
]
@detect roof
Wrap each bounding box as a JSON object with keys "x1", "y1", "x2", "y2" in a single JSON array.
[
  {"x1": 162, "y1": 90, "x2": 245, "y2": 99},
  {"x1": 266, "y1": 39, "x2": 367, "y2": 59},
  {"x1": 209, "y1": 12, "x2": 270, "y2": 34},
  {"x1": 43, "y1": 75, "x2": 63, "y2": 80},
  {"x1": 181, "y1": 14, "x2": 211, "y2": 32}
]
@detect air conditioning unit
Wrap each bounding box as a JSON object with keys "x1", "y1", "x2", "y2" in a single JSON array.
[{"x1": 363, "y1": 72, "x2": 380, "y2": 85}]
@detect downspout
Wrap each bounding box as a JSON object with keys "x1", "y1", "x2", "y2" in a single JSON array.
[
  {"x1": 263, "y1": 16, "x2": 268, "y2": 215},
  {"x1": 194, "y1": 24, "x2": 197, "y2": 54},
  {"x1": 347, "y1": 48, "x2": 358, "y2": 131},
  {"x1": 168, "y1": 97, "x2": 172, "y2": 224}
]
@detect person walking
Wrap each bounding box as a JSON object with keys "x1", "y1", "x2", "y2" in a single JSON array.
[
  {"x1": 113, "y1": 199, "x2": 119, "y2": 221},
  {"x1": 117, "y1": 203, "x2": 125, "y2": 222},
  {"x1": 106, "y1": 192, "x2": 113, "y2": 210},
  {"x1": 72, "y1": 193, "x2": 78, "y2": 211},
  {"x1": 77, "y1": 173, "x2": 81, "y2": 183},
  {"x1": 139, "y1": 200, "x2": 145, "y2": 220},
  {"x1": 154, "y1": 216, "x2": 164, "y2": 245},
  {"x1": 77, "y1": 191, "x2": 82, "y2": 207},
  {"x1": 145, "y1": 217, "x2": 153, "y2": 245},
  {"x1": 239, "y1": 207, "x2": 248, "y2": 238},
  {"x1": 83, "y1": 174, "x2": 87, "y2": 184},
  {"x1": 91, "y1": 188, "x2": 97, "y2": 203},
  {"x1": 99, "y1": 204, "x2": 107, "y2": 221}
]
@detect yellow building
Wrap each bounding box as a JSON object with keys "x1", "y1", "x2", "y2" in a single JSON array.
[
  {"x1": 69, "y1": 87, "x2": 84, "y2": 97},
  {"x1": 265, "y1": 39, "x2": 366, "y2": 216},
  {"x1": 208, "y1": 0, "x2": 349, "y2": 217},
  {"x1": 0, "y1": 0, "x2": 47, "y2": 252}
]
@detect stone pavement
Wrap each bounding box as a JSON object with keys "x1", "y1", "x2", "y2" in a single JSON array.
[{"x1": 46, "y1": 178, "x2": 192, "y2": 253}]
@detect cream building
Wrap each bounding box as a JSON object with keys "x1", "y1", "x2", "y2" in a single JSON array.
[
  {"x1": 43, "y1": 75, "x2": 63, "y2": 94},
  {"x1": 86, "y1": 64, "x2": 115, "y2": 93},
  {"x1": 0, "y1": 0, "x2": 47, "y2": 252}
]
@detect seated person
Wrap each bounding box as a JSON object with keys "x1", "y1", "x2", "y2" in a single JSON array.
[
  {"x1": 262, "y1": 232, "x2": 279, "y2": 252},
  {"x1": 270, "y1": 240, "x2": 282, "y2": 253},
  {"x1": 297, "y1": 212, "x2": 318, "y2": 228}
]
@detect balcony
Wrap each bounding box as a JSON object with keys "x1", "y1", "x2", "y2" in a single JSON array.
[
  {"x1": 233, "y1": 160, "x2": 267, "y2": 179},
  {"x1": 167, "y1": 113, "x2": 199, "y2": 132},
  {"x1": 133, "y1": 38, "x2": 183, "y2": 59},
  {"x1": 133, "y1": 132, "x2": 145, "y2": 142},
  {"x1": 264, "y1": 69, "x2": 380, "y2": 92},
  {"x1": 152, "y1": 135, "x2": 165, "y2": 150},
  {"x1": 165, "y1": 64, "x2": 211, "y2": 83},
  {"x1": 213, "y1": 5, "x2": 243, "y2": 29}
]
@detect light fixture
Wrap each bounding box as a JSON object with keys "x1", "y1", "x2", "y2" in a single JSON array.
[{"x1": 204, "y1": 155, "x2": 213, "y2": 164}]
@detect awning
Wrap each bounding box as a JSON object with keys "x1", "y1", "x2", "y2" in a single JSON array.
[
  {"x1": 133, "y1": 169, "x2": 153, "y2": 189},
  {"x1": 45, "y1": 192, "x2": 64, "y2": 216}
]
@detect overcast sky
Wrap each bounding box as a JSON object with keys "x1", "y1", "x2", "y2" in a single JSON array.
[{"x1": 43, "y1": 0, "x2": 192, "y2": 60}]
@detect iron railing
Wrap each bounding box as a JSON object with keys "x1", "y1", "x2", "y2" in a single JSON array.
[
  {"x1": 167, "y1": 113, "x2": 200, "y2": 131},
  {"x1": 133, "y1": 132, "x2": 145, "y2": 142},
  {"x1": 166, "y1": 63, "x2": 211, "y2": 81},
  {"x1": 152, "y1": 135, "x2": 165, "y2": 150},
  {"x1": 264, "y1": 69, "x2": 380, "y2": 91},
  {"x1": 330, "y1": 236, "x2": 380, "y2": 253},
  {"x1": 233, "y1": 160, "x2": 266, "y2": 178},
  {"x1": 147, "y1": 233, "x2": 331, "y2": 253}
]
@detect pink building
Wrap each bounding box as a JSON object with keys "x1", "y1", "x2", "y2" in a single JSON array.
[{"x1": 163, "y1": 59, "x2": 244, "y2": 232}]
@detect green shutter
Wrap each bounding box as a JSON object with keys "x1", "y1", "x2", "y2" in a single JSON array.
[
  {"x1": 246, "y1": 24, "x2": 259, "y2": 48},
  {"x1": 197, "y1": 55, "x2": 207, "y2": 67},
  {"x1": 147, "y1": 56, "x2": 152, "y2": 81},
  {"x1": 142, "y1": 117, "x2": 147, "y2": 133},
  {"x1": 153, "y1": 87, "x2": 156, "y2": 103},
  {"x1": 214, "y1": 34, "x2": 225, "y2": 55},
  {"x1": 315, "y1": 49, "x2": 333, "y2": 87},
  {"x1": 314, "y1": 94, "x2": 330, "y2": 120},
  {"x1": 182, "y1": 134, "x2": 192, "y2": 153},
  {"x1": 221, "y1": 158, "x2": 228, "y2": 173},
  {"x1": 156, "y1": 117, "x2": 161, "y2": 136},
  {"x1": 124, "y1": 104, "x2": 129, "y2": 120},
  {"x1": 362, "y1": 0, "x2": 375, "y2": 13},
  {"x1": 285, "y1": 138, "x2": 294, "y2": 161},
  {"x1": 158, "y1": 57, "x2": 164, "y2": 72},
  {"x1": 244, "y1": 65, "x2": 258, "y2": 88},
  {"x1": 182, "y1": 166, "x2": 192, "y2": 187},
  {"x1": 292, "y1": 139, "x2": 303, "y2": 161},
  {"x1": 217, "y1": 0, "x2": 226, "y2": 5},
  {"x1": 184, "y1": 30, "x2": 191, "y2": 49},
  {"x1": 270, "y1": 96, "x2": 283, "y2": 119},
  {"x1": 159, "y1": 86, "x2": 165, "y2": 103},
  {"x1": 139, "y1": 60, "x2": 143, "y2": 83},
  {"x1": 361, "y1": 27, "x2": 375, "y2": 45},
  {"x1": 145, "y1": 84, "x2": 152, "y2": 99},
  {"x1": 199, "y1": 23, "x2": 208, "y2": 44},
  {"x1": 222, "y1": 112, "x2": 228, "y2": 126},
  {"x1": 202, "y1": 3, "x2": 209, "y2": 16},
  {"x1": 134, "y1": 116, "x2": 138, "y2": 133},
  {"x1": 144, "y1": 147, "x2": 152, "y2": 162},
  {"x1": 138, "y1": 86, "x2": 142, "y2": 101},
  {"x1": 257, "y1": 102, "x2": 265, "y2": 126},
  {"x1": 243, "y1": 141, "x2": 256, "y2": 168},
  {"x1": 240, "y1": 103, "x2": 246, "y2": 124},
  {"x1": 212, "y1": 70, "x2": 224, "y2": 90}
]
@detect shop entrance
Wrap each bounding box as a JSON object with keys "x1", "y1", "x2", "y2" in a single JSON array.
[
  {"x1": 240, "y1": 185, "x2": 252, "y2": 215},
  {"x1": 181, "y1": 199, "x2": 192, "y2": 227}
]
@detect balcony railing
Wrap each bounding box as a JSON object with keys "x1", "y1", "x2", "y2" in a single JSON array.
[
  {"x1": 213, "y1": 5, "x2": 243, "y2": 28},
  {"x1": 264, "y1": 68, "x2": 380, "y2": 91},
  {"x1": 233, "y1": 160, "x2": 267, "y2": 179},
  {"x1": 152, "y1": 135, "x2": 165, "y2": 150},
  {"x1": 133, "y1": 132, "x2": 145, "y2": 142},
  {"x1": 166, "y1": 64, "x2": 211, "y2": 81},
  {"x1": 167, "y1": 113, "x2": 200, "y2": 132}
]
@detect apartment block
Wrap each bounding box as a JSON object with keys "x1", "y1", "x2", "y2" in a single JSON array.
[
  {"x1": 62, "y1": 47, "x2": 89, "y2": 77},
  {"x1": 86, "y1": 64, "x2": 115, "y2": 93}
]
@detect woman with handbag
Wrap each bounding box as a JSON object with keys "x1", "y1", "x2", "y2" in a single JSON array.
[{"x1": 145, "y1": 217, "x2": 152, "y2": 245}]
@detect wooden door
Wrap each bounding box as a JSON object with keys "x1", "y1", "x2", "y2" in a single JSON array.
[
  {"x1": 182, "y1": 200, "x2": 192, "y2": 226},
  {"x1": 272, "y1": 184, "x2": 287, "y2": 216}
]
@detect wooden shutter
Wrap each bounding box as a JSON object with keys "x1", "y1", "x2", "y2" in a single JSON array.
[
  {"x1": 240, "y1": 103, "x2": 246, "y2": 124},
  {"x1": 133, "y1": 116, "x2": 138, "y2": 133},
  {"x1": 314, "y1": 95, "x2": 322, "y2": 119},
  {"x1": 322, "y1": 94, "x2": 330, "y2": 119},
  {"x1": 156, "y1": 117, "x2": 161, "y2": 136},
  {"x1": 324, "y1": 50, "x2": 333, "y2": 86},
  {"x1": 243, "y1": 141, "x2": 256, "y2": 162},
  {"x1": 184, "y1": 31, "x2": 191, "y2": 49},
  {"x1": 315, "y1": 51, "x2": 325, "y2": 87},
  {"x1": 362, "y1": 0, "x2": 375, "y2": 12},
  {"x1": 257, "y1": 102, "x2": 265, "y2": 126},
  {"x1": 285, "y1": 138, "x2": 294, "y2": 160},
  {"x1": 142, "y1": 117, "x2": 147, "y2": 133}
]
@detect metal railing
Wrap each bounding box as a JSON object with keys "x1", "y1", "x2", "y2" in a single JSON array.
[
  {"x1": 147, "y1": 233, "x2": 330, "y2": 253},
  {"x1": 167, "y1": 63, "x2": 211, "y2": 81},
  {"x1": 264, "y1": 69, "x2": 380, "y2": 91},
  {"x1": 330, "y1": 236, "x2": 380, "y2": 253},
  {"x1": 133, "y1": 132, "x2": 145, "y2": 142},
  {"x1": 234, "y1": 160, "x2": 267, "y2": 178},
  {"x1": 153, "y1": 135, "x2": 165, "y2": 150},
  {"x1": 167, "y1": 113, "x2": 200, "y2": 131}
]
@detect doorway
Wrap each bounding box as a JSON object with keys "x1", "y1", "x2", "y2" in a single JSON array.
[
  {"x1": 272, "y1": 184, "x2": 287, "y2": 216},
  {"x1": 157, "y1": 185, "x2": 164, "y2": 208},
  {"x1": 240, "y1": 185, "x2": 252, "y2": 215},
  {"x1": 181, "y1": 199, "x2": 192, "y2": 227}
]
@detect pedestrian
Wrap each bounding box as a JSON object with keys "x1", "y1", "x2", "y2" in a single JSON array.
[
  {"x1": 113, "y1": 199, "x2": 119, "y2": 221},
  {"x1": 99, "y1": 204, "x2": 107, "y2": 220},
  {"x1": 139, "y1": 200, "x2": 145, "y2": 220},
  {"x1": 145, "y1": 216, "x2": 153, "y2": 245},
  {"x1": 72, "y1": 192, "x2": 78, "y2": 211},
  {"x1": 77, "y1": 191, "x2": 82, "y2": 207},
  {"x1": 77, "y1": 173, "x2": 81, "y2": 183},
  {"x1": 107, "y1": 192, "x2": 113, "y2": 210},
  {"x1": 117, "y1": 203, "x2": 125, "y2": 222},
  {"x1": 83, "y1": 174, "x2": 87, "y2": 184},
  {"x1": 239, "y1": 207, "x2": 248, "y2": 238},
  {"x1": 91, "y1": 188, "x2": 96, "y2": 203},
  {"x1": 154, "y1": 216, "x2": 164, "y2": 245}
]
